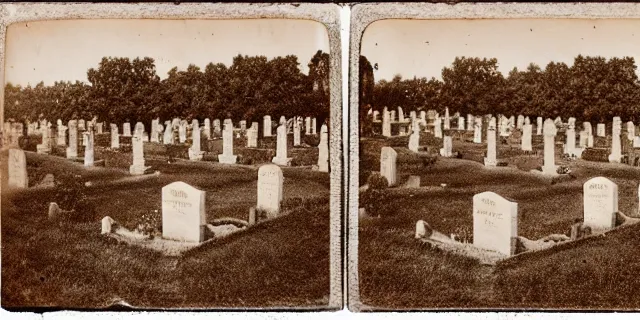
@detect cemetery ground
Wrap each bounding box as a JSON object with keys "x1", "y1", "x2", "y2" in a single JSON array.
[
  {"x1": 1, "y1": 150, "x2": 330, "y2": 309},
  {"x1": 358, "y1": 133, "x2": 640, "y2": 310}
]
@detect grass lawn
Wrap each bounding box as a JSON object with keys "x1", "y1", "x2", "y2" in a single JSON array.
[
  {"x1": 2, "y1": 151, "x2": 330, "y2": 309},
  {"x1": 358, "y1": 137, "x2": 640, "y2": 310}
]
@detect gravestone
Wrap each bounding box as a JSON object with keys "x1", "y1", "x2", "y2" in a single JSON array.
[
  {"x1": 410, "y1": 111, "x2": 417, "y2": 123},
  {"x1": 434, "y1": 117, "x2": 442, "y2": 139},
  {"x1": 279, "y1": 116, "x2": 286, "y2": 126},
  {"x1": 151, "y1": 119, "x2": 160, "y2": 143},
  {"x1": 380, "y1": 147, "x2": 397, "y2": 186},
  {"x1": 123, "y1": 122, "x2": 132, "y2": 137},
  {"x1": 536, "y1": 117, "x2": 543, "y2": 135},
  {"x1": 440, "y1": 135, "x2": 453, "y2": 157},
  {"x1": 565, "y1": 121, "x2": 576, "y2": 156},
  {"x1": 484, "y1": 117, "x2": 497, "y2": 167},
  {"x1": 382, "y1": 107, "x2": 391, "y2": 137},
  {"x1": 318, "y1": 124, "x2": 329, "y2": 172},
  {"x1": 189, "y1": 119, "x2": 203, "y2": 161},
  {"x1": 203, "y1": 118, "x2": 211, "y2": 140},
  {"x1": 161, "y1": 181, "x2": 206, "y2": 243},
  {"x1": 179, "y1": 121, "x2": 187, "y2": 143},
  {"x1": 263, "y1": 116, "x2": 272, "y2": 137},
  {"x1": 213, "y1": 119, "x2": 221, "y2": 137},
  {"x1": 443, "y1": 107, "x2": 450, "y2": 130},
  {"x1": 257, "y1": 164, "x2": 284, "y2": 219},
  {"x1": 218, "y1": 124, "x2": 237, "y2": 164},
  {"x1": 517, "y1": 115, "x2": 524, "y2": 130},
  {"x1": 240, "y1": 120, "x2": 247, "y2": 131},
  {"x1": 305, "y1": 117, "x2": 312, "y2": 135},
  {"x1": 272, "y1": 124, "x2": 292, "y2": 166},
  {"x1": 398, "y1": 107, "x2": 405, "y2": 122},
  {"x1": 293, "y1": 119, "x2": 301, "y2": 147},
  {"x1": 542, "y1": 119, "x2": 558, "y2": 174},
  {"x1": 627, "y1": 121, "x2": 635, "y2": 141},
  {"x1": 156, "y1": 123, "x2": 164, "y2": 143},
  {"x1": 78, "y1": 119, "x2": 86, "y2": 131},
  {"x1": 579, "y1": 130, "x2": 588, "y2": 148},
  {"x1": 609, "y1": 117, "x2": 622, "y2": 163},
  {"x1": 7, "y1": 149, "x2": 28, "y2": 189},
  {"x1": 499, "y1": 116, "x2": 510, "y2": 137},
  {"x1": 129, "y1": 134, "x2": 149, "y2": 175},
  {"x1": 522, "y1": 120, "x2": 532, "y2": 151},
  {"x1": 110, "y1": 124, "x2": 119, "y2": 148},
  {"x1": 467, "y1": 114, "x2": 474, "y2": 131},
  {"x1": 134, "y1": 122, "x2": 144, "y2": 138},
  {"x1": 96, "y1": 122, "x2": 104, "y2": 134},
  {"x1": 311, "y1": 118, "x2": 317, "y2": 135},
  {"x1": 408, "y1": 120, "x2": 420, "y2": 153},
  {"x1": 83, "y1": 131, "x2": 94, "y2": 167},
  {"x1": 420, "y1": 111, "x2": 427, "y2": 127},
  {"x1": 457, "y1": 117, "x2": 465, "y2": 131},
  {"x1": 36, "y1": 124, "x2": 51, "y2": 154},
  {"x1": 66, "y1": 120, "x2": 78, "y2": 159},
  {"x1": 473, "y1": 191, "x2": 518, "y2": 256},
  {"x1": 57, "y1": 120, "x2": 67, "y2": 146},
  {"x1": 247, "y1": 127, "x2": 258, "y2": 148},
  {"x1": 583, "y1": 177, "x2": 617, "y2": 232},
  {"x1": 597, "y1": 123, "x2": 606, "y2": 137},
  {"x1": 584, "y1": 122, "x2": 594, "y2": 148},
  {"x1": 163, "y1": 121, "x2": 173, "y2": 145},
  {"x1": 390, "y1": 110, "x2": 396, "y2": 123},
  {"x1": 473, "y1": 117, "x2": 482, "y2": 144}
]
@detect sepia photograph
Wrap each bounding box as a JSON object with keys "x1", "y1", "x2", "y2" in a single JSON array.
[
  {"x1": 1, "y1": 3, "x2": 342, "y2": 311},
  {"x1": 351, "y1": 3, "x2": 640, "y2": 311}
]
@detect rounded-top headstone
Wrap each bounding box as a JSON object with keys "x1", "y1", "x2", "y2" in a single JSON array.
[
  {"x1": 257, "y1": 164, "x2": 284, "y2": 218},
  {"x1": 472, "y1": 191, "x2": 518, "y2": 256},
  {"x1": 583, "y1": 177, "x2": 618, "y2": 232}
]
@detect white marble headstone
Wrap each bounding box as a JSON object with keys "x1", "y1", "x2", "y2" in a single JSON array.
[
  {"x1": 583, "y1": 177, "x2": 618, "y2": 232},
  {"x1": 263, "y1": 116, "x2": 272, "y2": 137},
  {"x1": 162, "y1": 181, "x2": 206, "y2": 243},
  {"x1": 380, "y1": 147, "x2": 397, "y2": 187},
  {"x1": 257, "y1": 164, "x2": 284, "y2": 219},
  {"x1": 473, "y1": 191, "x2": 518, "y2": 256}
]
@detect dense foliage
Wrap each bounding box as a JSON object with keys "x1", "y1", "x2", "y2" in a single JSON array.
[
  {"x1": 361, "y1": 55, "x2": 640, "y2": 125},
  {"x1": 5, "y1": 51, "x2": 330, "y2": 125}
]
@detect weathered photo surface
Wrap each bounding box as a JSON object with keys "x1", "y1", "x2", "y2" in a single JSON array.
[
  {"x1": 1, "y1": 18, "x2": 333, "y2": 309},
  {"x1": 357, "y1": 18, "x2": 640, "y2": 309}
]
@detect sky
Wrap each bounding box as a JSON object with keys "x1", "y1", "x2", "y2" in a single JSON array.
[
  {"x1": 5, "y1": 19, "x2": 330, "y2": 86},
  {"x1": 362, "y1": 19, "x2": 640, "y2": 82}
]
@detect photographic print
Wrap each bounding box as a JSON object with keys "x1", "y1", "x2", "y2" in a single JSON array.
[
  {"x1": 1, "y1": 3, "x2": 342, "y2": 310},
  {"x1": 350, "y1": 3, "x2": 640, "y2": 311}
]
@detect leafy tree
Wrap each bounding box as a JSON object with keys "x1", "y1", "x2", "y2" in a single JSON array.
[
  {"x1": 440, "y1": 57, "x2": 506, "y2": 116},
  {"x1": 308, "y1": 50, "x2": 331, "y2": 127},
  {"x1": 86, "y1": 57, "x2": 161, "y2": 124}
]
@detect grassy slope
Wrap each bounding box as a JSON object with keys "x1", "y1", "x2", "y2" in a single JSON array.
[
  {"x1": 359, "y1": 138, "x2": 640, "y2": 310},
  {"x1": 2, "y1": 152, "x2": 330, "y2": 309}
]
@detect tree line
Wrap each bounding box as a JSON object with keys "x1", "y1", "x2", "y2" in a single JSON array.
[
  {"x1": 359, "y1": 54, "x2": 640, "y2": 132},
  {"x1": 5, "y1": 50, "x2": 330, "y2": 126}
]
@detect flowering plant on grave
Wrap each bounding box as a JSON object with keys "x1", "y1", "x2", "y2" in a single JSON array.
[
  {"x1": 136, "y1": 209, "x2": 162, "y2": 238},
  {"x1": 556, "y1": 165, "x2": 570, "y2": 174},
  {"x1": 451, "y1": 225, "x2": 473, "y2": 244}
]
